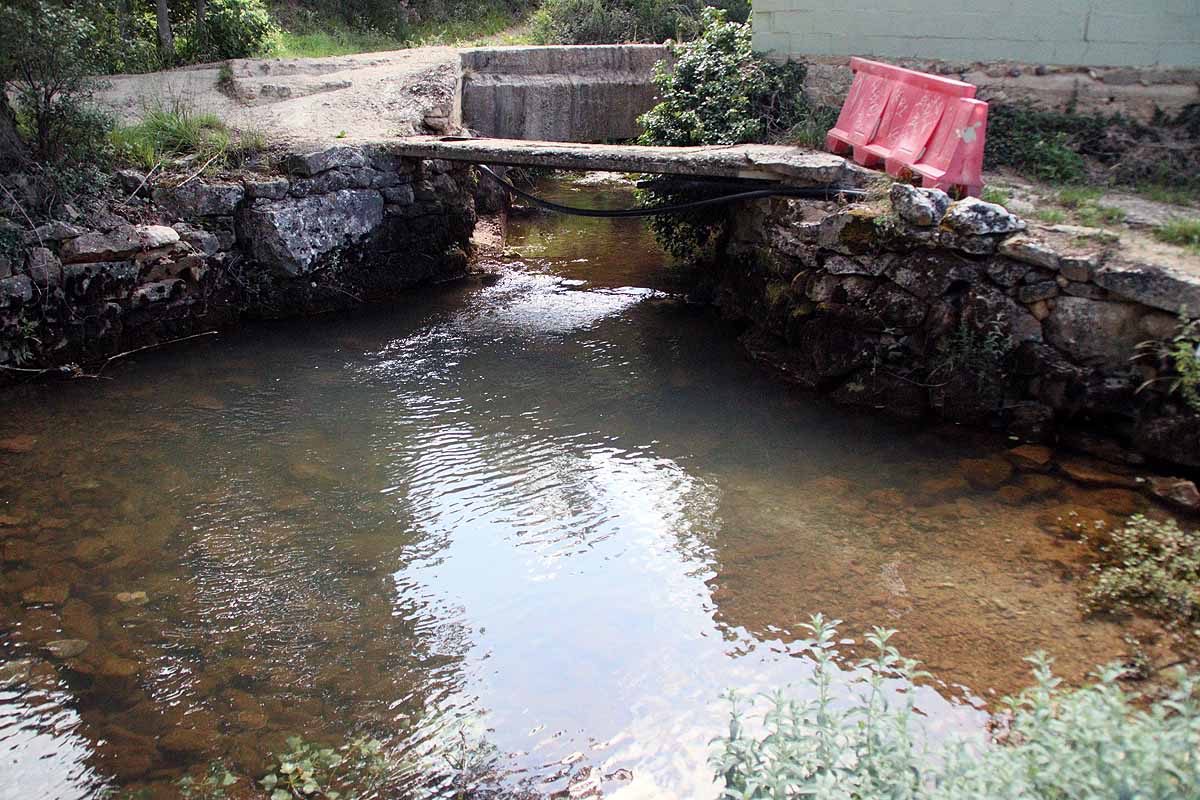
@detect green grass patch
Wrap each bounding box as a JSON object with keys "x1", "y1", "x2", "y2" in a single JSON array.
[
  {"x1": 1155, "y1": 218, "x2": 1200, "y2": 253},
  {"x1": 1137, "y1": 182, "x2": 1200, "y2": 207},
  {"x1": 110, "y1": 98, "x2": 264, "y2": 171},
  {"x1": 273, "y1": 28, "x2": 407, "y2": 58},
  {"x1": 1032, "y1": 208, "x2": 1068, "y2": 225},
  {"x1": 1076, "y1": 203, "x2": 1127, "y2": 228},
  {"x1": 1057, "y1": 186, "x2": 1103, "y2": 208},
  {"x1": 980, "y1": 186, "x2": 1010, "y2": 206}
]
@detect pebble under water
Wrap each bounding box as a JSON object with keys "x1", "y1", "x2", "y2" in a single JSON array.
[{"x1": 0, "y1": 176, "x2": 1177, "y2": 798}]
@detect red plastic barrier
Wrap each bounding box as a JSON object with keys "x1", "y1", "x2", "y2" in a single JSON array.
[{"x1": 826, "y1": 57, "x2": 988, "y2": 198}]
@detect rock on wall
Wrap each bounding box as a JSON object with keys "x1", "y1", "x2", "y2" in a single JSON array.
[
  {"x1": 716, "y1": 185, "x2": 1200, "y2": 473},
  {"x1": 0, "y1": 146, "x2": 476, "y2": 375},
  {"x1": 460, "y1": 45, "x2": 670, "y2": 142}
]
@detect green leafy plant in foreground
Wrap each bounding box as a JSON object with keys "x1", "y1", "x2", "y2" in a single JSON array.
[
  {"x1": 714, "y1": 615, "x2": 1200, "y2": 799},
  {"x1": 1087, "y1": 514, "x2": 1200, "y2": 625}
]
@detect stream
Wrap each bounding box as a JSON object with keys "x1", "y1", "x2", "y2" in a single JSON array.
[{"x1": 0, "y1": 175, "x2": 1171, "y2": 798}]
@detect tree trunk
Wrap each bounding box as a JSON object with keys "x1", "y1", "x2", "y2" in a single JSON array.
[
  {"x1": 156, "y1": 0, "x2": 174, "y2": 58},
  {"x1": 193, "y1": 0, "x2": 207, "y2": 54}
]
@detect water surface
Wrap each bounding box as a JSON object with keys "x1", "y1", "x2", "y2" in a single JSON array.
[{"x1": 0, "y1": 176, "x2": 1156, "y2": 798}]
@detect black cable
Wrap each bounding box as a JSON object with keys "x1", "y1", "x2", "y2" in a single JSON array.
[{"x1": 475, "y1": 164, "x2": 865, "y2": 218}]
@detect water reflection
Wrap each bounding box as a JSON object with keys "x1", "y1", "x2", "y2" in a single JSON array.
[{"x1": 0, "y1": 175, "x2": 1157, "y2": 798}]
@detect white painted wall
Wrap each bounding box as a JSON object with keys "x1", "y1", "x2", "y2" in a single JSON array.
[{"x1": 752, "y1": 0, "x2": 1200, "y2": 68}]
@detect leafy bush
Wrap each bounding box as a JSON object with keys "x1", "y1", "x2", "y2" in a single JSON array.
[
  {"x1": 186, "y1": 0, "x2": 279, "y2": 62},
  {"x1": 1138, "y1": 312, "x2": 1200, "y2": 413},
  {"x1": 530, "y1": 0, "x2": 749, "y2": 44},
  {"x1": 0, "y1": 1, "x2": 112, "y2": 166},
  {"x1": 634, "y1": 8, "x2": 808, "y2": 259},
  {"x1": 714, "y1": 615, "x2": 1200, "y2": 799},
  {"x1": 1087, "y1": 514, "x2": 1200, "y2": 624}
]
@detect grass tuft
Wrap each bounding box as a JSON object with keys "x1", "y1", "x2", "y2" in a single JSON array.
[
  {"x1": 110, "y1": 97, "x2": 264, "y2": 171},
  {"x1": 1154, "y1": 218, "x2": 1200, "y2": 253}
]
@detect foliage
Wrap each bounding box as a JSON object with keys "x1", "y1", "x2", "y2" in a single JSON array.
[
  {"x1": 186, "y1": 0, "x2": 279, "y2": 62},
  {"x1": 979, "y1": 186, "x2": 1009, "y2": 206},
  {"x1": 530, "y1": 0, "x2": 749, "y2": 44},
  {"x1": 634, "y1": 9, "x2": 808, "y2": 260},
  {"x1": 1155, "y1": 218, "x2": 1200, "y2": 254},
  {"x1": 713, "y1": 615, "x2": 1200, "y2": 799},
  {"x1": 178, "y1": 761, "x2": 239, "y2": 799},
  {"x1": 258, "y1": 735, "x2": 387, "y2": 800},
  {"x1": 1086, "y1": 514, "x2": 1200, "y2": 625},
  {"x1": 110, "y1": 97, "x2": 264, "y2": 170},
  {"x1": 930, "y1": 320, "x2": 1012, "y2": 390},
  {"x1": 0, "y1": 1, "x2": 113, "y2": 166},
  {"x1": 1138, "y1": 312, "x2": 1200, "y2": 413}
]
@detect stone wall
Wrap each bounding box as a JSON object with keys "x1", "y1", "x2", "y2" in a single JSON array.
[
  {"x1": 459, "y1": 45, "x2": 670, "y2": 142},
  {"x1": 0, "y1": 146, "x2": 475, "y2": 377},
  {"x1": 716, "y1": 186, "x2": 1200, "y2": 480},
  {"x1": 753, "y1": 1, "x2": 1200, "y2": 69}
]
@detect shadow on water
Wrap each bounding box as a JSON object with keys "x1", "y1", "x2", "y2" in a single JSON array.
[{"x1": 0, "y1": 174, "x2": 1175, "y2": 798}]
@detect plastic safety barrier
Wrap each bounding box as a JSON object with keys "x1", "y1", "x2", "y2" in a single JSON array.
[{"x1": 826, "y1": 57, "x2": 988, "y2": 198}]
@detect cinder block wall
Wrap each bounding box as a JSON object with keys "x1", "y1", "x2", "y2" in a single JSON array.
[{"x1": 753, "y1": 0, "x2": 1200, "y2": 68}]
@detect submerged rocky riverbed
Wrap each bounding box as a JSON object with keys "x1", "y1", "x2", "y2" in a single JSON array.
[{"x1": 0, "y1": 176, "x2": 1192, "y2": 799}]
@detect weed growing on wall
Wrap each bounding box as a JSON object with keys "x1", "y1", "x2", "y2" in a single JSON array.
[
  {"x1": 714, "y1": 615, "x2": 1200, "y2": 799},
  {"x1": 1138, "y1": 313, "x2": 1200, "y2": 413},
  {"x1": 1086, "y1": 514, "x2": 1200, "y2": 625}
]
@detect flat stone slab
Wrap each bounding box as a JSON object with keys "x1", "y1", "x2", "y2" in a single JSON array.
[{"x1": 392, "y1": 136, "x2": 872, "y2": 187}]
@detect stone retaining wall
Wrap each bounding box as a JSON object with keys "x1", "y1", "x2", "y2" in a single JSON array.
[
  {"x1": 0, "y1": 146, "x2": 475, "y2": 377},
  {"x1": 717, "y1": 186, "x2": 1200, "y2": 481}
]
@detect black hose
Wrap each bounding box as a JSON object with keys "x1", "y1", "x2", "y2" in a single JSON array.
[{"x1": 475, "y1": 164, "x2": 865, "y2": 218}]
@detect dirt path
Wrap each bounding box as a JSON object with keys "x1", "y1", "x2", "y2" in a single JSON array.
[{"x1": 94, "y1": 47, "x2": 463, "y2": 149}]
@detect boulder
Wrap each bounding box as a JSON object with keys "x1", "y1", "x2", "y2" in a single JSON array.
[
  {"x1": 152, "y1": 182, "x2": 244, "y2": 218},
  {"x1": 985, "y1": 256, "x2": 1030, "y2": 288},
  {"x1": 887, "y1": 247, "x2": 980, "y2": 299},
  {"x1": 45, "y1": 639, "x2": 89, "y2": 659},
  {"x1": 1146, "y1": 477, "x2": 1200, "y2": 513},
  {"x1": 25, "y1": 247, "x2": 62, "y2": 287},
  {"x1": 244, "y1": 177, "x2": 290, "y2": 201},
  {"x1": 1006, "y1": 444, "x2": 1054, "y2": 471},
  {"x1": 1058, "y1": 253, "x2": 1099, "y2": 282},
  {"x1": 997, "y1": 235, "x2": 1059, "y2": 270},
  {"x1": 1018, "y1": 281, "x2": 1058, "y2": 304},
  {"x1": 238, "y1": 189, "x2": 384, "y2": 276},
  {"x1": 0, "y1": 275, "x2": 33, "y2": 307},
  {"x1": 284, "y1": 146, "x2": 368, "y2": 177},
  {"x1": 1093, "y1": 262, "x2": 1200, "y2": 317},
  {"x1": 1134, "y1": 413, "x2": 1200, "y2": 469},
  {"x1": 0, "y1": 659, "x2": 33, "y2": 688},
  {"x1": 889, "y1": 183, "x2": 951, "y2": 227},
  {"x1": 1044, "y1": 296, "x2": 1145, "y2": 366},
  {"x1": 963, "y1": 284, "x2": 1043, "y2": 343},
  {"x1": 24, "y1": 221, "x2": 85, "y2": 244},
  {"x1": 60, "y1": 225, "x2": 179, "y2": 264},
  {"x1": 959, "y1": 456, "x2": 1014, "y2": 489},
  {"x1": 942, "y1": 198, "x2": 1026, "y2": 236}
]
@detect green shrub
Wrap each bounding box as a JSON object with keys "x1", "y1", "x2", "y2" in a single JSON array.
[
  {"x1": 714, "y1": 615, "x2": 1200, "y2": 799},
  {"x1": 634, "y1": 8, "x2": 808, "y2": 259},
  {"x1": 186, "y1": 0, "x2": 279, "y2": 62},
  {"x1": 0, "y1": 1, "x2": 112, "y2": 166},
  {"x1": 1138, "y1": 312, "x2": 1200, "y2": 413},
  {"x1": 984, "y1": 105, "x2": 1111, "y2": 183},
  {"x1": 1087, "y1": 514, "x2": 1200, "y2": 624},
  {"x1": 530, "y1": 0, "x2": 749, "y2": 44}
]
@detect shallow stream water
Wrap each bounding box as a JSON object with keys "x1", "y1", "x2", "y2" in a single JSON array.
[{"x1": 0, "y1": 176, "x2": 1175, "y2": 798}]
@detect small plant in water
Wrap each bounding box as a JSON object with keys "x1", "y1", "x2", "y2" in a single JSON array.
[
  {"x1": 930, "y1": 320, "x2": 1012, "y2": 390},
  {"x1": 713, "y1": 615, "x2": 1200, "y2": 798},
  {"x1": 179, "y1": 762, "x2": 239, "y2": 799},
  {"x1": 259, "y1": 735, "x2": 387, "y2": 799},
  {"x1": 1086, "y1": 514, "x2": 1200, "y2": 625}
]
